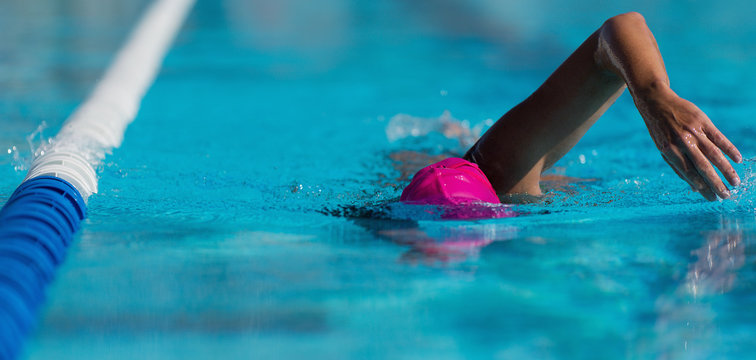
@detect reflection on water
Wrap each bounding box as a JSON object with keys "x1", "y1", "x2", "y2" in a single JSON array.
[
  {"x1": 353, "y1": 217, "x2": 517, "y2": 264},
  {"x1": 687, "y1": 219, "x2": 745, "y2": 297},
  {"x1": 653, "y1": 216, "x2": 749, "y2": 358}
]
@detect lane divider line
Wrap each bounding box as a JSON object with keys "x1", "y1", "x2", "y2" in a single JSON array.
[{"x1": 0, "y1": 0, "x2": 195, "y2": 358}]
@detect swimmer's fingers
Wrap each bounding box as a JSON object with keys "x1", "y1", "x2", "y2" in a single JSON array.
[
  {"x1": 697, "y1": 183, "x2": 718, "y2": 201},
  {"x1": 698, "y1": 134, "x2": 741, "y2": 187},
  {"x1": 662, "y1": 146, "x2": 716, "y2": 201},
  {"x1": 706, "y1": 125, "x2": 742, "y2": 164},
  {"x1": 686, "y1": 143, "x2": 731, "y2": 199},
  {"x1": 661, "y1": 153, "x2": 697, "y2": 191}
]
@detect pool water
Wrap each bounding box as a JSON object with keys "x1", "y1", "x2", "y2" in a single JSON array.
[{"x1": 2, "y1": 0, "x2": 756, "y2": 359}]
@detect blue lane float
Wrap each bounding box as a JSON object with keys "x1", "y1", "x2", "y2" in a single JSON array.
[{"x1": 0, "y1": 176, "x2": 86, "y2": 359}]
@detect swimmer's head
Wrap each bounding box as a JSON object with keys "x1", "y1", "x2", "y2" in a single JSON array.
[{"x1": 400, "y1": 157, "x2": 500, "y2": 206}]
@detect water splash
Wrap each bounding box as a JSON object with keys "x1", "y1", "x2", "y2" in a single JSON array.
[
  {"x1": 7, "y1": 145, "x2": 23, "y2": 172},
  {"x1": 7, "y1": 121, "x2": 50, "y2": 172},
  {"x1": 721, "y1": 156, "x2": 756, "y2": 212},
  {"x1": 385, "y1": 110, "x2": 493, "y2": 149},
  {"x1": 26, "y1": 121, "x2": 50, "y2": 159}
]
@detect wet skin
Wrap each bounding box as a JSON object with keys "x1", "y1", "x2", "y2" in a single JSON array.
[{"x1": 464, "y1": 12, "x2": 742, "y2": 202}]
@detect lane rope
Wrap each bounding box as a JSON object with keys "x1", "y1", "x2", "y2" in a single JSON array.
[{"x1": 0, "y1": 0, "x2": 195, "y2": 358}]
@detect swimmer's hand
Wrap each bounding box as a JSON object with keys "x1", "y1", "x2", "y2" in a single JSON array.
[{"x1": 635, "y1": 84, "x2": 742, "y2": 200}]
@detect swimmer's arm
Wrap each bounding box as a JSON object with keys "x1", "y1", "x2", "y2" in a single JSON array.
[
  {"x1": 464, "y1": 12, "x2": 741, "y2": 200},
  {"x1": 597, "y1": 12, "x2": 742, "y2": 200}
]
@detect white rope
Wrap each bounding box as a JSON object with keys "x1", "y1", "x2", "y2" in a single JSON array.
[{"x1": 25, "y1": 0, "x2": 195, "y2": 201}]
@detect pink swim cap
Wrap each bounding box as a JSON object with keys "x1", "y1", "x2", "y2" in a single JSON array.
[{"x1": 401, "y1": 158, "x2": 500, "y2": 205}]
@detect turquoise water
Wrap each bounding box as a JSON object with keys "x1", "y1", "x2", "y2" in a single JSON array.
[{"x1": 2, "y1": 0, "x2": 756, "y2": 359}]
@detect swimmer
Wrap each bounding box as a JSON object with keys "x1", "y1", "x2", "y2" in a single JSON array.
[{"x1": 402, "y1": 12, "x2": 743, "y2": 205}]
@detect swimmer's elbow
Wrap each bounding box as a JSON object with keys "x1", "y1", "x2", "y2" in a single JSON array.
[
  {"x1": 595, "y1": 12, "x2": 648, "y2": 76},
  {"x1": 603, "y1": 12, "x2": 646, "y2": 30}
]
